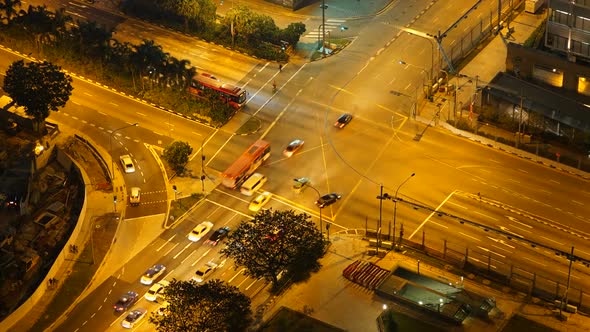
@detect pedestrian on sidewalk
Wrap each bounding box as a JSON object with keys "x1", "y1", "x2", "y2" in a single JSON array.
[{"x1": 279, "y1": 64, "x2": 283, "y2": 72}]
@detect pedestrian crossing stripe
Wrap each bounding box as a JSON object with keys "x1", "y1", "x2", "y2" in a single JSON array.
[{"x1": 302, "y1": 20, "x2": 346, "y2": 39}]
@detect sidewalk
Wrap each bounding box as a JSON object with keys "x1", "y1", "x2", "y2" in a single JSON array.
[
  {"x1": 257, "y1": 234, "x2": 590, "y2": 332},
  {"x1": 416, "y1": 11, "x2": 589, "y2": 180}
]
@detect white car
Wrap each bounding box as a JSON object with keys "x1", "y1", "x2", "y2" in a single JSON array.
[
  {"x1": 129, "y1": 187, "x2": 141, "y2": 206},
  {"x1": 188, "y1": 221, "x2": 214, "y2": 242},
  {"x1": 192, "y1": 261, "x2": 223, "y2": 283},
  {"x1": 144, "y1": 280, "x2": 169, "y2": 302},
  {"x1": 248, "y1": 191, "x2": 272, "y2": 212},
  {"x1": 119, "y1": 155, "x2": 135, "y2": 173},
  {"x1": 140, "y1": 264, "x2": 165, "y2": 285},
  {"x1": 121, "y1": 308, "x2": 147, "y2": 329}
]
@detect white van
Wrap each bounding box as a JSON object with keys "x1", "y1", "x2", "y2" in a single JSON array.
[{"x1": 240, "y1": 173, "x2": 267, "y2": 196}]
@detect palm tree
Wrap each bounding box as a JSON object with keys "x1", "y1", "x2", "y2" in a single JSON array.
[
  {"x1": 78, "y1": 21, "x2": 112, "y2": 59},
  {"x1": 132, "y1": 39, "x2": 168, "y2": 90},
  {"x1": 48, "y1": 7, "x2": 71, "y2": 43},
  {"x1": 17, "y1": 5, "x2": 53, "y2": 51},
  {"x1": 108, "y1": 39, "x2": 136, "y2": 88}
]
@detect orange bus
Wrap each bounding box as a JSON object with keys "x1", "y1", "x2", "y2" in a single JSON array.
[
  {"x1": 221, "y1": 140, "x2": 271, "y2": 189},
  {"x1": 189, "y1": 72, "x2": 247, "y2": 109}
]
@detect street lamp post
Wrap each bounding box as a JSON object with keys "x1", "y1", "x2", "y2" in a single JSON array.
[
  {"x1": 320, "y1": 0, "x2": 327, "y2": 57},
  {"x1": 294, "y1": 178, "x2": 322, "y2": 235},
  {"x1": 393, "y1": 173, "x2": 415, "y2": 248},
  {"x1": 399, "y1": 60, "x2": 431, "y2": 99}
]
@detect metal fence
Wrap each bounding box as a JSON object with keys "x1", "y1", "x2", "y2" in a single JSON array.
[
  {"x1": 443, "y1": 0, "x2": 525, "y2": 73},
  {"x1": 366, "y1": 226, "x2": 590, "y2": 314}
]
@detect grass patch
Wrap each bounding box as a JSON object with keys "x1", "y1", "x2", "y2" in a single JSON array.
[
  {"x1": 380, "y1": 309, "x2": 446, "y2": 332},
  {"x1": 260, "y1": 307, "x2": 345, "y2": 332},
  {"x1": 30, "y1": 243, "x2": 99, "y2": 331},
  {"x1": 501, "y1": 314, "x2": 558, "y2": 332},
  {"x1": 235, "y1": 117, "x2": 261, "y2": 135},
  {"x1": 170, "y1": 193, "x2": 204, "y2": 221}
]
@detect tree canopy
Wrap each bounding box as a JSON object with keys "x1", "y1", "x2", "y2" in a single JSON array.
[
  {"x1": 3, "y1": 59, "x2": 73, "y2": 121},
  {"x1": 163, "y1": 141, "x2": 193, "y2": 171},
  {"x1": 150, "y1": 279, "x2": 251, "y2": 332},
  {"x1": 221, "y1": 209, "x2": 327, "y2": 286}
]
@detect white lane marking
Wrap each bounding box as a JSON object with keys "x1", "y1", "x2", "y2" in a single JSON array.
[
  {"x1": 245, "y1": 278, "x2": 261, "y2": 290},
  {"x1": 72, "y1": 101, "x2": 81, "y2": 105},
  {"x1": 229, "y1": 268, "x2": 246, "y2": 283},
  {"x1": 506, "y1": 216, "x2": 533, "y2": 229},
  {"x1": 499, "y1": 226, "x2": 526, "y2": 238},
  {"x1": 488, "y1": 159, "x2": 501, "y2": 164},
  {"x1": 109, "y1": 102, "x2": 118, "y2": 107},
  {"x1": 557, "y1": 270, "x2": 580, "y2": 279},
  {"x1": 205, "y1": 198, "x2": 254, "y2": 219},
  {"x1": 173, "y1": 242, "x2": 192, "y2": 259},
  {"x1": 572, "y1": 200, "x2": 584, "y2": 206},
  {"x1": 474, "y1": 211, "x2": 498, "y2": 221},
  {"x1": 259, "y1": 87, "x2": 303, "y2": 140},
  {"x1": 163, "y1": 243, "x2": 179, "y2": 256},
  {"x1": 258, "y1": 62, "x2": 269, "y2": 73},
  {"x1": 191, "y1": 250, "x2": 209, "y2": 267},
  {"x1": 181, "y1": 250, "x2": 196, "y2": 264},
  {"x1": 491, "y1": 244, "x2": 513, "y2": 253},
  {"x1": 136, "y1": 112, "x2": 147, "y2": 116},
  {"x1": 487, "y1": 236, "x2": 516, "y2": 249},
  {"x1": 447, "y1": 201, "x2": 467, "y2": 209},
  {"x1": 430, "y1": 221, "x2": 449, "y2": 229},
  {"x1": 470, "y1": 257, "x2": 496, "y2": 269},
  {"x1": 65, "y1": 10, "x2": 86, "y2": 19},
  {"x1": 409, "y1": 191, "x2": 456, "y2": 239},
  {"x1": 540, "y1": 236, "x2": 565, "y2": 246},
  {"x1": 522, "y1": 256, "x2": 547, "y2": 266},
  {"x1": 459, "y1": 232, "x2": 480, "y2": 241},
  {"x1": 517, "y1": 169, "x2": 528, "y2": 173},
  {"x1": 550, "y1": 179, "x2": 560, "y2": 184},
  {"x1": 477, "y1": 246, "x2": 506, "y2": 258}
]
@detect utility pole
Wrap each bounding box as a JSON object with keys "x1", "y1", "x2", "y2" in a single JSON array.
[
  {"x1": 559, "y1": 246, "x2": 575, "y2": 320},
  {"x1": 321, "y1": 0, "x2": 326, "y2": 57},
  {"x1": 516, "y1": 91, "x2": 524, "y2": 148},
  {"x1": 377, "y1": 184, "x2": 383, "y2": 256}
]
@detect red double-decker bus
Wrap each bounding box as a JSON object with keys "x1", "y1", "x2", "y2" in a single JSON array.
[
  {"x1": 189, "y1": 72, "x2": 247, "y2": 109},
  {"x1": 221, "y1": 140, "x2": 271, "y2": 189}
]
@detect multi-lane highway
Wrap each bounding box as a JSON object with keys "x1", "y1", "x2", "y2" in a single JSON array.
[{"x1": 3, "y1": 0, "x2": 590, "y2": 330}]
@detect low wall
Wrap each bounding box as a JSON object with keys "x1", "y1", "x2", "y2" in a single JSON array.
[{"x1": 0, "y1": 153, "x2": 89, "y2": 331}]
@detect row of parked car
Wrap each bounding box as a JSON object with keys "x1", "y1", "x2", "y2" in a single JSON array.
[{"x1": 113, "y1": 222, "x2": 231, "y2": 328}]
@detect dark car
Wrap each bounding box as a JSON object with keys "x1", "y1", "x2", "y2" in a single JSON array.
[
  {"x1": 334, "y1": 114, "x2": 353, "y2": 128},
  {"x1": 113, "y1": 291, "x2": 139, "y2": 312},
  {"x1": 315, "y1": 193, "x2": 342, "y2": 208},
  {"x1": 140, "y1": 264, "x2": 166, "y2": 285},
  {"x1": 283, "y1": 139, "x2": 304, "y2": 157},
  {"x1": 205, "y1": 226, "x2": 230, "y2": 246}
]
